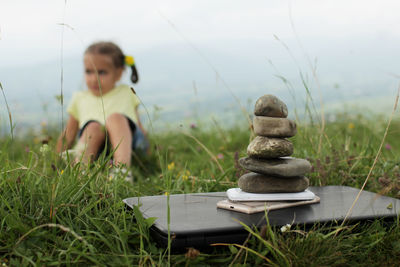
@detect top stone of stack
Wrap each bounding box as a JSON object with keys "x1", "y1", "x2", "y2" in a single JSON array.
[{"x1": 254, "y1": 94, "x2": 288, "y2": 118}]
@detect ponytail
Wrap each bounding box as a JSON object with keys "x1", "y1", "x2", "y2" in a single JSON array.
[
  {"x1": 130, "y1": 65, "x2": 139, "y2": 84},
  {"x1": 125, "y1": 55, "x2": 139, "y2": 84}
]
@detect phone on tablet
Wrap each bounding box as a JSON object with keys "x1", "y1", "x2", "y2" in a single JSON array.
[{"x1": 217, "y1": 196, "x2": 320, "y2": 214}]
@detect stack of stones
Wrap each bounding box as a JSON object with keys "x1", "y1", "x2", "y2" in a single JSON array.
[{"x1": 238, "y1": 95, "x2": 312, "y2": 193}]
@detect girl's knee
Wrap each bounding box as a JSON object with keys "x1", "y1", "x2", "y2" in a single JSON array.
[
  {"x1": 85, "y1": 121, "x2": 103, "y2": 130},
  {"x1": 105, "y1": 113, "x2": 130, "y2": 131},
  {"x1": 86, "y1": 121, "x2": 104, "y2": 133}
]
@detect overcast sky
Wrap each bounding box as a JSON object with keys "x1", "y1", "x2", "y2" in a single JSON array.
[
  {"x1": 2, "y1": 0, "x2": 400, "y2": 130},
  {"x1": 2, "y1": 0, "x2": 400, "y2": 67}
]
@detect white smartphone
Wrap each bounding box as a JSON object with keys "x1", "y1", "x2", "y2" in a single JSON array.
[
  {"x1": 226, "y1": 188, "x2": 316, "y2": 202},
  {"x1": 217, "y1": 196, "x2": 320, "y2": 214}
]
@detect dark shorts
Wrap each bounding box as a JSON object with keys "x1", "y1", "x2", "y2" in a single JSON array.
[{"x1": 79, "y1": 118, "x2": 149, "y2": 155}]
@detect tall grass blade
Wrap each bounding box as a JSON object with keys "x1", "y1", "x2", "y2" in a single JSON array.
[
  {"x1": 341, "y1": 84, "x2": 400, "y2": 226},
  {"x1": 0, "y1": 82, "x2": 14, "y2": 139}
]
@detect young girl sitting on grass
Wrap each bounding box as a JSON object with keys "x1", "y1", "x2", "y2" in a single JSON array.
[{"x1": 56, "y1": 41, "x2": 149, "y2": 180}]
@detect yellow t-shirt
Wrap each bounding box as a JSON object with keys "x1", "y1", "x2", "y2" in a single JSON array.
[{"x1": 67, "y1": 84, "x2": 140, "y2": 128}]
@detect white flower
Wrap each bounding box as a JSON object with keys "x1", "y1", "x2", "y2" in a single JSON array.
[
  {"x1": 280, "y1": 224, "x2": 291, "y2": 233},
  {"x1": 39, "y1": 144, "x2": 49, "y2": 154}
]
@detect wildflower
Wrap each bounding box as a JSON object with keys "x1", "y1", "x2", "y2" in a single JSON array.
[
  {"x1": 164, "y1": 192, "x2": 170, "y2": 196},
  {"x1": 180, "y1": 170, "x2": 190, "y2": 181},
  {"x1": 280, "y1": 224, "x2": 291, "y2": 233},
  {"x1": 25, "y1": 146, "x2": 30, "y2": 153},
  {"x1": 60, "y1": 170, "x2": 64, "y2": 175},
  {"x1": 108, "y1": 167, "x2": 133, "y2": 183},
  {"x1": 40, "y1": 120, "x2": 47, "y2": 127},
  {"x1": 348, "y1": 123, "x2": 355, "y2": 130},
  {"x1": 167, "y1": 162, "x2": 175, "y2": 170},
  {"x1": 217, "y1": 153, "x2": 224, "y2": 160},
  {"x1": 190, "y1": 123, "x2": 197, "y2": 129},
  {"x1": 39, "y1": 144, "x2": 49, "y2": 154},
  {"x1": 385, "y1": 143, "x2": 392, "y2": 150}
]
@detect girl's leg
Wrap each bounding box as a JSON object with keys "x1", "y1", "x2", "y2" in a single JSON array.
[
  {"x1": 77, "y1": 121, "x2": 106, "y2": 164},
  {"x1": 105, "y1": 113, "x2": 132, "y2": 167}
]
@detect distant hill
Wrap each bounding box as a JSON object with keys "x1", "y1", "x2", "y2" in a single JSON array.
[{"x1": 1, "y1": 37, "x2": 399, "y2": 135}]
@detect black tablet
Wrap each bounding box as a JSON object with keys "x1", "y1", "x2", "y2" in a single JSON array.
[{"x1": 123, "y1": 186, "x2": 400, "y2": 249}]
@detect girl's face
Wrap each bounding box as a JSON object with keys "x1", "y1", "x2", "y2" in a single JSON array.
[{"x1": 84, "y1": 53, "x2": 123, "y2": 96}]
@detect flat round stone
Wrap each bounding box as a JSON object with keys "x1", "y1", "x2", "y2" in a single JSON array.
[
  {"x1": 239, "y1": 157, "x2": 311, "y2": 177},
  {"x1": 253, "y1": 116, "x2": 297, "y2": 137},
  {"x1": 254, "y1": 95, "x2": 288, "y2": 117},
  {"x1": 238, "y1": 172, "x2": 309, "y2": 193},
  {"x1": 247, "y1": 136, "x2": 293, "y2": 159}
]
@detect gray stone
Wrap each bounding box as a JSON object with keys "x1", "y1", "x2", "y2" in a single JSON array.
[
  {"x1": 253, "y1": 116, "x2": 297, "y2": 137},
  {"x1": 254, "y1": 95, "x2": 288, "y2": 118},
  {"x1": 238, "y1": 172, "x2": 309, "y2": 193},
  {"x1": 239, "y1": 157, "x2": 311, "y2": 177},
  {"x1": 247, "y1": 136, "x2": 293, "y2": 158}
]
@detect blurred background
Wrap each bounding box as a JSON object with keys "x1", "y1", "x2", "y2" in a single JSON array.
[{"x1": 1, "y1": 0, "x2": 400, "y2": 135}]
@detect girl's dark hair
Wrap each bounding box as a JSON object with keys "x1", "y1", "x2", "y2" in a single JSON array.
[{"x1": 85, "y1": 41, "x2": 139, "y2": 83}]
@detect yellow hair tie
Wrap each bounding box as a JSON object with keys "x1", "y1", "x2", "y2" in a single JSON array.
[{"x1": 125, "y1": 55, "x2": 135, "y2": 66}]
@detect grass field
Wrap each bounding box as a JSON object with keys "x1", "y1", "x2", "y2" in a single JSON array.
[{"x1": 1, "y1": 110, "x2": 400, "y2": 266}]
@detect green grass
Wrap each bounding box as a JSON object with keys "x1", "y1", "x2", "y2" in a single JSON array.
[{"x1": 1, "y1": 113, "x2": 400, "y2": 266}]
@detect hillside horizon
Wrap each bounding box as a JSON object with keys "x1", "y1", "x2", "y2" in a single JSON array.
[{"x1": 1, "y1": 37, "x2": 399, "y2": 135}]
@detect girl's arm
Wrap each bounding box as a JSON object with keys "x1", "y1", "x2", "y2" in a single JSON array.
[{"x1": 56, "y1": 115, "x2": 79, "y2": 153}]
